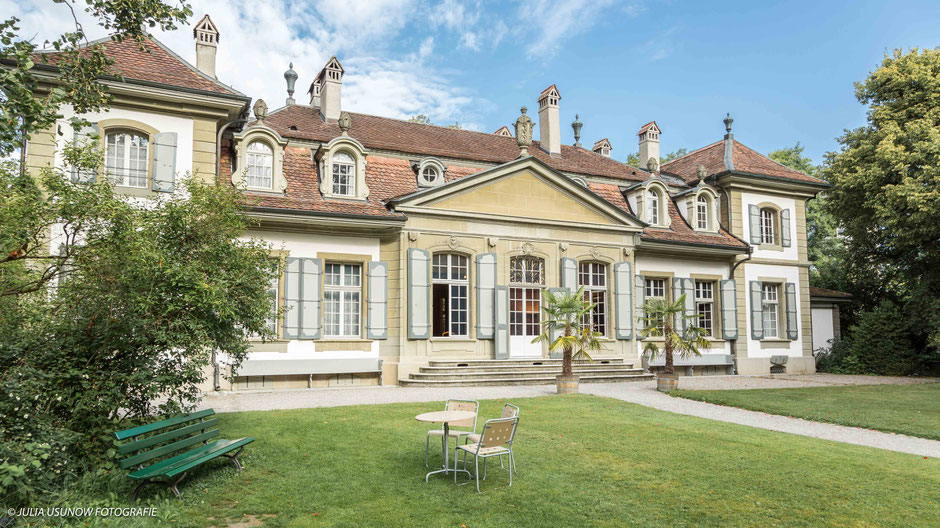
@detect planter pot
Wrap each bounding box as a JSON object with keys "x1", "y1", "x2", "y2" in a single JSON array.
[
  {"x1": 556, "y1": 374, "x2": 580, "y2": 394},
  {"x1": 656, "y1": 373, "x2": 679, "y2": 392}
]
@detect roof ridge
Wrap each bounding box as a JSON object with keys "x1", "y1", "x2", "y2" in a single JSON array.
[
  {"x1": 661, "y1": 139, "x2": 724, "y2": 167},
  {"x1": 347, "y1": 111, "x2": 518, "y2": 139},
  {"x1": 733, "y1": 139, "x2": 816, "y2": 178}
]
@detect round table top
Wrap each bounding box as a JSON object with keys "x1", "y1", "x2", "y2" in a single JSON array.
[{"x1": 415, "y1": 410, "x2": 475, "y2": 423}]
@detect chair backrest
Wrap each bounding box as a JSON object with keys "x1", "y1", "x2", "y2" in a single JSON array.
[
  {"x1": 479, "y1": 417, "x2": 518, "y2": 449},
  {"x1": 445, "y1": 399, "x2": 478, "y2": 429},
  {"x1": 501, "y1": 403, "x2": 520, "y2": 419},
  {"x1": 114, "y1": 409, "x2": 219, "y2": 470}
]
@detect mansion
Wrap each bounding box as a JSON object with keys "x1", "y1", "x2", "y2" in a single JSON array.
[{"x1": 25, "y1": 16, "x2": 836, "y2": 390}]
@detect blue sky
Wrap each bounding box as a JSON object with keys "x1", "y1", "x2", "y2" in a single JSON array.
[{"x1": 6, "y1": 0, "x2": 940, "y2": 165}]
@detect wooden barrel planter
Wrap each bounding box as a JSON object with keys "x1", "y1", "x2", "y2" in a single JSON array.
[
  {"x1": 556, "y1": 375, "x2": 580, "y2": 394},
  {"x1": 656, "y1": 373, "x2": 679, "y2": 392}
]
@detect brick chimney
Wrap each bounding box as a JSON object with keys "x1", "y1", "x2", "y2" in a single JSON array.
[
  {"x1": 637, "y1": 121, "x2": 661, "y2": 170},
  {"x1": 538, "y1": 84, "x2": 561, "y2": 156},
  {"x1": 193, "y1": 15, "x2": 219, "y2": 79},
  {"x1": 318, "y1": 56, "x2": 344, "y2": 122}
]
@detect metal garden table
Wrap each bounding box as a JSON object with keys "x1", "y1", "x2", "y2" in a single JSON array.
[{"x1": 415, "y1": 410, "x2": 475, "y2": 482}]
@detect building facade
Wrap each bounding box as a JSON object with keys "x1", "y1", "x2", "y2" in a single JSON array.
[{"x1": 24, "y1": 17, "x2": 829, "y2": 390}]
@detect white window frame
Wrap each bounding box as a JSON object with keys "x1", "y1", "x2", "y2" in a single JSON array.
[
  {"x1": 105, "y1": 130, "x2": 149, "y2": 188},
  {"x1": 761, "y1": 283, "x2": 779, "y2": 338},
  {"x1": 510, "y1": 256, "x2": 545, "y2": 285},
  {"x1": 694, "y1": 280, "x2": 715, "y2": 337},
  {"x1": 697, "y1": 195, "x2": 709, "y2": 230},
  {"x1": 645, "y1": 278, "x2": 666, "y2": 299},
  {"x1": 579, "y1": 262, "x2": 607, "y2": 335},
  {"x1": 421, "y1": 166, "x2": 438, "y2": 185},
  {"x1": 245, "y1": 140, "x2": 274, "y2": 190},
  {"x1": 760, "y1": 208, "x2": 777, "y2": 245},
  {"x1": 647, "y1": 190, "x2": 660, "y2": 225},
  {"x1": 331, "y1": 152, "x2": 356, "y2": 197},
  {"x1": 432, "y1": 253, "x2": 469, "y2": 337},
  {"x1": 324, "y1": 262, "x2": 361, "y2": 337}
]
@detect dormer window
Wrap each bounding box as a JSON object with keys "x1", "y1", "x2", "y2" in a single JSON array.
[
  {"x1": 414, "y1": 157, "x2": 446, "y2": 188},
  {"x1": 331, "y1": 152, "x2": 356, "y2": 196},
  {"x1": 697, "y1": 195, "x2": 709, "y2": 230},
  {"x1": 421, "y1": 166, "x2": 438, "y2": 185},
  {"x1": 647, "y1": 190, "x2": 660, "y2": 224},
  {"x1": 246, "y1": 141, "x2": 274, "y2": 189}
]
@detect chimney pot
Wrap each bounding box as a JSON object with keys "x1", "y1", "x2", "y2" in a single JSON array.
[
  {"x1": 318, "y1": 56, "x2": 344, "y2": 122},
  {"x1": 193, "y1": 14, "x2": 219, "y2": 79},
  {"x1": 637, "y1": 121, "x2": 661, "y2": 170},
  {"x1": 537, "y1": 84, "x2": 561, "y2": 156}
]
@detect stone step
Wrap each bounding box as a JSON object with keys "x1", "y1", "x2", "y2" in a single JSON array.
[
  {"x1": 399, "y1": 373, "x2": 654, "y2": 387},
  {"x1": 409, "y1": 367, "x2": 645, "y2": 381},
  {"x1": 418, "y1": 363, "x2": 636, "y2": 374},
  {"x1": 427, "y1": 357, "x2": 625, "y2": 368}
]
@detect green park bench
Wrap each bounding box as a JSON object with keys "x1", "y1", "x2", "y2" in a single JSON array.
[{"x1": 114, "y1": 409, "x2": 254, "y2": 499}]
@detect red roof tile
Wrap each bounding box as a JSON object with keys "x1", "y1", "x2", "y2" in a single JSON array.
[
  {"x1": 661, "y1": 138, "x2": 825, "y2": 185},
  {"x1": 810, "y1": 287, "x2": 852, "y2": 299}
]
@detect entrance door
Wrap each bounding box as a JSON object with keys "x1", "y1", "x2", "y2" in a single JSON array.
[{"x1": 509, "y1": 256, "x2": 545, "y2": 358}]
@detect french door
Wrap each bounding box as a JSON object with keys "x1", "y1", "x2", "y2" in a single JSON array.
[{"x1": 508, "y1": 255, "x2": 545, "y2": 358}]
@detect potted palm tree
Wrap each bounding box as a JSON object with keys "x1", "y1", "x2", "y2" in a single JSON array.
[
  {"x1": 534, "y1": 287, "x2": 602, "y2": 394},
  {"x1": 639, "y1": 294, "x2": 711, "y2": 392}
]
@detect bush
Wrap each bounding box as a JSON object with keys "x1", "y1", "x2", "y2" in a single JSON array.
[{"x1": 815, "y1": 300, "x2": 918, "y2": 375}]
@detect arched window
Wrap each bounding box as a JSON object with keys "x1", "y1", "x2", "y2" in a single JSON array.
[
  {"x1": 105, "y1": 130, "x2": 149, "y2": 188},
  {"x1": 578, "y1": 262, "x2": 607, "y2": 335},
  {"x1": 432, "y1": 253, "x2": 468, "y2": 337},
  {"x1": 332, "y1": 152, "x2": 356, "y2": 196},
  {"x1": 646, "y1": 189, "x2": 661, "y2": 225},
  {"x1": 697, "y1": 195, "x2": 709, "y2": 230},
  {"x1": 760, "y1": 208, "x2": 777, "y2": 244},
  {"x1": 246, "y1": 141, "x2": 273, "y2": 189},
  {"x1": 421, "y1": 166, "x2": 439, "y2": 185}
]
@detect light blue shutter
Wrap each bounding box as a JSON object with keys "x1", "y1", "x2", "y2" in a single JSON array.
[
  {"x1": 283, "y1": 258, "x2": 301, "y2": 339},
  {"x1": 560, "y1": 257, "x2": 577, "y2": 291},
  {"x1": 299, "y1": 258, "x2": 322, "y2": 339},
  {"x1": 548, "y1": 287, "x2": 566, "y2": 358},
  {"x1": 475, "y1": 253, "x2": 497, "y2": 339},
  {"x1": 749, "y1": 205, "x2": 762, "y2": 244},
  {"x1": 673, "y1": 278, "x2": 693, "y2": 334},
  {"x1": 785, "y1": 282, "x2": 798, "y2": 340},
  {"x1": 613, "y1": 262, "x2": 633, "y2": 340},
  {"x1": 407, "y1": 248, "x2": 431, "y2": 339},
  {"x1": 720, "y1": 279, "x2": 738, "y2": 340},
  {"x1": 494, "y1": 285, "x2": 509, "y2": 359},
  {"x1": 780, "y1": 209, "x2": 792, "y2": 247},
  {"x1": 152, "y1": 132, "x2": 177, "y2": 192},
  {"x1": 682, "y1": 278, "x2": 694, "y2": 335},
  {"x1": 750, "y1": 281, "x2": 764, "y2": 340},
  {"x1": 367, "y1": 261, "x2": 388, "y2": 340},
  {"x1": 71, "y1": 122, "x2": 99, "y2": 183},
  {"x1": 635, "y1": 274, "x2": 646, "y2": 335}
]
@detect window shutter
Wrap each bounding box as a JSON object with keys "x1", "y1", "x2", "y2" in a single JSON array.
[
  {"x1": 720, "y1": 279, "x2": 738, "y2": 340},
  {"x1": 672, "y1": 278, "x2": 693, "y2": 334},
  {"x1": 152, "y1": 132, "x2": 178, "y2": 192},
  {"x1": 71, "y1": 122, "x2": 99, "y2": 184},
  {"x1": 613, "y1": 262, "x2": 633, "y2": 340},
  {"x1": 683, "y1": 278, "x2": 694, "y2": 335},
  {"x1": 750, "y1": 281, "x2": 764, "y2": 340},
  {"x1": 785, "y1": 282, "x2": 799, "y2": 340},
  {"x1": 548, "y1": 287, "x2": 566, "y2": 358},
  {"x1": 635, "y1": 274, "x2": 646, "y2": 334},
  {"x1": 780, "y1": 209, "x2": 792, "y2": 247},
  {"x1": 475, "y1": 253, "x2": 497, "y2": 339},
  {"x1": 366, "y1": 261, "x2": 388, "y2": 340},
  {"x1": 299, "y1": 258, "x2": 323, "y2": 339},
  {"x1": 749, "y1": 204, "x2": 762, "y2": 244},
  {"x1": 407, "y1": 248, "x2": 431, "y2": 339},
  {"x1": 283, "y1": 257, "x2": 301, "y2": 339},
  {"x1": 494, "y1": 285, "x2": 509, "y2": 359},
  {"x1": 560, "y1": 257, "x2": 577, "y2": 290}
]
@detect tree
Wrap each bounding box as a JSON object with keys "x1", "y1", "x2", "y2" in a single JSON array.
[
  {"x1": 638, "y1": 295, "x2": 710, "y2": 380},
  {"x1": 822, "y1": 47, "x2": 940, "y2": 372},
  {"x1": 626, "y1": 148, "x2": 688, "y2": 167},
  {"x1": 408, "y1": 114, "x2": 433, "y2": 125},
  {"x1": 534, "y1": 287, "x2": 602, "y2": 380}
]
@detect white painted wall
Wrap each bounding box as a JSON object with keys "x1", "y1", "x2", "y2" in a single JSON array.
[
  {"x1": 812, "y1": 307, "x2": 835, "y2": 351},
  {"x1": 741, "y1": 192, "x2": 798, "y2": 261},
  {"x1": 742, "y1": 262, "x2": 802, "y2": 357}
]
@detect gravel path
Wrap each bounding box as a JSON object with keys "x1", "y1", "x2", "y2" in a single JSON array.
[{"x1": 199, "y1": 375, "x2": 940, "y2": 458}]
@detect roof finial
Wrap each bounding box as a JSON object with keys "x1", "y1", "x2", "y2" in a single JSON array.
[
  {"x1": 571, "y1": 114, "x2": 583, "y2": 147},
  {"x1": 253, "y1": 99, "x2": 267, "y2": 124},
  {"x1": 284, "y1": 62, "x2": 298, "y2": 106},
  {"x1": 723, "y1": 112, "x2": 734, "y2": 138},
  {"x1": 514, "y1": 106, "x2": 534, "y2": 157}
]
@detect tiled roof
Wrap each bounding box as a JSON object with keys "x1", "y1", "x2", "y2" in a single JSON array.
[
  {"x1": 810, "y1": 287, "x2": 852, "y2": 299},
  {"x1": 661, "y1": 138, "x2": 826, "y2": 185},
  {"x1": 637, "y1": 121, "x2": 659, "y2": 134},
  {"x1": 37, "y1": 36, "x2": 243, "y2": 97},
  {"x1": 258, "y1": 105, "x2": 649, "y2": 182}
]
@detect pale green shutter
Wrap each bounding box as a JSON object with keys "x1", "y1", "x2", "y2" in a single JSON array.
[
  {"x1": 613, "y1": 262, "x2": 633, "y2": 340},
  {"x1": 780, "y1": 209, "x2": 792, "y2": 247},
  {"x1": 683, "y1": 278, "x2": 694, "y2": 335},
  {"x1": 720, "y1": 279, "x2": 738, "y2": 340},
  {"x1": 560, "y1": 257, "x2": 577, "y2": 290},
  {"x1": 494, "y1": 285, "x2": 509, "y2": 359},
  {"x1": 785, "y1": 282, "x2": 799, "y2": 340},
  {"x1": 548, "y1": 287, "x2": 566, "y2": 358},
  {"x1": 407, "y1": 248, "x2": 431, "y2": 339},
  {"x1": 283, "y1": 257, "x2": 301, "y2": 339},
  {"x1": 635, "y1": 274, "x2": 646, "y2": 334},
  {"x1": 71, "y1": 122, "x2": 99, "y2": 183},
  {"x1": 475, "y1": 253, "x2": 497, "y2": 339},
  {"x1": 672, "y1": 278, "x2": 693, "y2": 334},
  {"x1": 750, "y1": 281, "x2": 764, "y2": 340},
  {"x1": 299, "y1": 258, "x2": 322, "y2": 339},
  {"x1": 749, "y1": 204, "x2": 762, "y2": 244},
  {"x1": 152, "y1": 132, "x2": 177, "y2": 192},
  {"x1": 367, "y1": 261, "x2": 388, "y2": 340}
]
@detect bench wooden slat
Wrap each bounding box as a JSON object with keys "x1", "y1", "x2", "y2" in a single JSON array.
[
  {"x1": 117, "y1": 418, "x2": 219, "y2": 455},
  {"x1": 119, "y1": 430, "x2": 219, "y2": 469},
  {"x1": 115, "y1": 409, "x2": 215, "y2": 440},
  {"x1": 128, "y1": 437, "x2": 254, "y2": 480}
]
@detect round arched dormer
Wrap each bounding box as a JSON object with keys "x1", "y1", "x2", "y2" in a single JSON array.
[
  {"x1": 634, "y1": 180, "x2": 671, "y2": 228},
  {"x1": 690, "y1": 185, "x2": 720, "y2": 233},
  {"x1": 316, "y1": 136, "x2": 370, "y2": 200},
  {"x1": 414, "y1": 157, "x2": 446, "y2": 188},
  {"x1": 233, "y1": 126, "x2": 288, "y2": 193}
]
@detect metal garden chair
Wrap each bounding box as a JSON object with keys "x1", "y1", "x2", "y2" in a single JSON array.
[
  {"x1": 425, "y1": 399, "x2": 478, "y2": 468},
  {"x1": 455, "y1": 416, "x2": 519, "y2": 492},
  {"x1": 457, "y1": 403, "x2": 519, "y2": 474}
]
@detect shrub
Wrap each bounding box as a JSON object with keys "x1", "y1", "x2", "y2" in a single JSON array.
[{"x1": 815, "y1": 300, "x2": 918, "y2": 375}]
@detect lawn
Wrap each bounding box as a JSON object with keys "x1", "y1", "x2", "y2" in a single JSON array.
[
  {"x1": 672, "y1": 382, "x2": 940, "y2": 440},
  {"x1": 44, "y1": 395, "x2": 939, "y2": 528}
]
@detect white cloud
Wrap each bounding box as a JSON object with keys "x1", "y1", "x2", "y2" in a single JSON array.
[
  {"x1": 517, "y1": 0, "x2": 620, "y2": 59},
  {"x1": 431, "y1": 0, "x2": 506, "y2": 51}
]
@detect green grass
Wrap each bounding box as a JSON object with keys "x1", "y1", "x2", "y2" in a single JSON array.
[
  {"x1": 40, "y1": 395, "x2": 940, "y2": 528},
  {"x1": 672, "y1": 382, "x2": 940, "y2": 440}
]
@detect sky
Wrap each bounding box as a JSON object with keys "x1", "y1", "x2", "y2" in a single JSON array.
[{"x1": 5, "y1": 0, "x2": 940, "y2": 165}]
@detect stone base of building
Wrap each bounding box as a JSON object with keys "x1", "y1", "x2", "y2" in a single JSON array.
[{"x1": 735, "y1": 356, "x2": 816, "y2": 375}]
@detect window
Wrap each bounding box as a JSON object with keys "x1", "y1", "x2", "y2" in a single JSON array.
[
  {"x1": 332, "y1": 152, "x2": 355, "y2": 196},
  {"x1": 246, "y1": 141, "x2": 273, "y2": 189},
  {"x1": 432, "y1": 253, "x2": 469, "y2": 337},
  {"x1": 324, "y1": 263, "x2": 361, "y2": 337},
  {"x1": 105, "y1": 130, "x2": 148, "y2": 188},
  {"x1": 697, "y1": 195, "x2": 709, "y2": 230},
  {"x1": 760, "y1": 208, "x2": 776, "y2": 244},
  {"x1": 647, "y1": 190, "x2": 660, "y2": 224},
  {"x1": 421, "y1": 166, "x2": 439, "y2": 185},
  {"x1": 510, "y1": 256, "x2": 545, "y2": 285},
  {"x1": 761, "y1": 283, "x2": 779, "y2": 338},
  {"x1": 645, "y1": 278, "x2": 666, "y2": 332},
  {"x1": 694, "y1": 280, "x2": 715, "y2": 337},
  {"x1": 579, "y1": 262, "x2": 607, "y2": 335}
]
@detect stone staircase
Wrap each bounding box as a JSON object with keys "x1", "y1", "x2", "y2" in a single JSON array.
[{"x1": 399, "y1": 357, "x2": 653, "y2": 387}]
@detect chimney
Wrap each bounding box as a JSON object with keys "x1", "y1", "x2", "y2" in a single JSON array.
[
  {"x1": 637, "y1": 121, "x2": 661, "y2": 170},
  {"x1": 193, "y1": 15, "x2": 219, "y2": 79},
  {"x1": 308, "y1": 79, "x2": 321, "y2": 107},
  {"x1": 592, "y1": 138, "x2": 612, "y2": 157},
  {"x1": 537, "y1": 84, "x2": 561, "y2": 156},
  {"x1": 318, "y1": 56, "x2": 344, "y2": 122}
]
